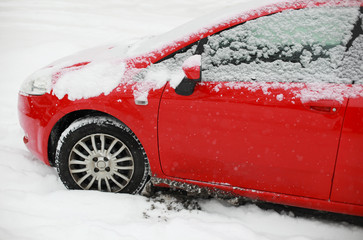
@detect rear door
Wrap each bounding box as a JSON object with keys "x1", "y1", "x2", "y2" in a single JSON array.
[{"x1": 158, "y1": 6, "x2": 360, "y2": 199}]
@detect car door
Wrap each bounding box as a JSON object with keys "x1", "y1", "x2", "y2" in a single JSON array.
[
  {"x1": 158, "y1": 6, "x2": 360, "y2": 199},
  {"x1": 331, "y1": 16, "x2": 363, "y2": 205}
]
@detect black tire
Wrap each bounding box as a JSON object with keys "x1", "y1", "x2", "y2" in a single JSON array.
[{"x1": 55, "y1": 116, "x2": 149, "y2": 194}]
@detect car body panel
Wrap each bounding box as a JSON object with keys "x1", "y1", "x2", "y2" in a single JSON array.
[
  {"x1": 159, "y1": 82, "x2": 348, "y2": 200},
  {"x1": 18, "y1": 83, "x2": 166, "y2": 177},
  {"x1": 331, "y1": 97, "x2": 363, "y2": 205}
]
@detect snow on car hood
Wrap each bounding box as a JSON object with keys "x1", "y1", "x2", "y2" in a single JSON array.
[{"x1": 25, "y1": 42, "x2": 132, "y2": 100}]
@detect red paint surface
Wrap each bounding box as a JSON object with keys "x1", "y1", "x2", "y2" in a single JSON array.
[
  {"x1": 18, "y1": 84, "x2": 166, "y2": 176},
  {"x1": 159, "y1": 82, "x2": 348, "y2": 200},
  {"x1": 331, "y1": 97, "x2": 363, "y2": 206},
  {"x1": 182, "y1": 65, "x2": 200, "y2": 80}
]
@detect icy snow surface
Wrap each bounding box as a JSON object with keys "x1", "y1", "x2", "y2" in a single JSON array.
[
  {"x1": 202, "y1": 7, "x2": 359, "y2": 83},
  {"x1": 201, "y1": 6, "x2": 363, "y2": 103},
  {"x1": 1, "y1": 0, "x2": 363, "y2": 240},
  {"x1": 182, "y1": 54, "x2": 202, "y2": 69}
]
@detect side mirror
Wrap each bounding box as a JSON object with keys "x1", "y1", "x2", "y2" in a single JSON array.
[
  {"x1": 182, "y1": 55, "x2": 201, "y2": 80},
  {"x1": 175, "y1": 55, "x2": 201, "y2": 96}
]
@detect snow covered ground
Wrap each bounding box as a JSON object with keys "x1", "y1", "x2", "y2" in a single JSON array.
[{"x1": 0, "y1": 0, "x2": 363, "y2": 239}]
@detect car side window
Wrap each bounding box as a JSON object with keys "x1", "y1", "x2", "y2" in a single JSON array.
[
  {"x1": 201, "y1": 7, "x2": 360, "y2": 84},
  {"x1": 340, "y1": 12, "x2": 363, "y2": 84}
]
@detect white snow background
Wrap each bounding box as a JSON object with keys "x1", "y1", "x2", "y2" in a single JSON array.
[{"x1": 0, "y1": 0, "x2": 363, "y2": 239}]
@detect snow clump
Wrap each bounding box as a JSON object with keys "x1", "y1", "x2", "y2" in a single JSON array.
[{"x1": 53, "y1": 61, "x2": 126, "y2": 100}]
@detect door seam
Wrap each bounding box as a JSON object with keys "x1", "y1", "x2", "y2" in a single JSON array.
[
  {"x1": 328, "y1": 97, "x2": 350, "y2": 200},
  {"x1": 156, "y1": 83, "x2": 168, "y2": 176}
]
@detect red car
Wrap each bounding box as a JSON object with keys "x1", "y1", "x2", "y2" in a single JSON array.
[{"x1": 18, "y1": 0, "x2": 363, "y2": 216}]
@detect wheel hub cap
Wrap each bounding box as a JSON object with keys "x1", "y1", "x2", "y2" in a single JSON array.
[
  {"x1": 68, "y1": 133, "x2": 135, "y2": 192},
  {"x1": 96, "y1": 160, "x2": 106, "y2": 169}
]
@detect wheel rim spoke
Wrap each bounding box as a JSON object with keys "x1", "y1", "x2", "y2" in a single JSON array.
[
  {"x1": 114, "y1": 157, "x2": 132, "y2": 163},
  {"x1": 69, "y1": 159, "x2": 87, "y2": 165},
  {"x1": 97, "y1": 178, "x2": 102, "y2": 191},
  {"x1": 105, "y1": 178, "x2": 111, "y2": 192},
  {"x1": 70, "y1": 168, "x2": 89, "y2": 174},
  {"x1": 115, "y1": 166, "x2": 133, "y2": 170},
  {"x1": 73, "y1": 149, "x2": 88, "y2": 160},
  {"x1": 106, "y1": 139, "x2": 118, "y2": 155},
  {"x1": 110, "y1": 176, "x2": 124, "y2": 189},
  {"x1": 114, "y1": 171, "x2": 130, "y2": 182},
  {"x1": 110, "y1": 144, "x2": 126, "y2": 158},
  {"x1": 77, "y1": 172, "x2": 91, "y2": 185},
  {"x1": 68, "y1": 133, "x2": 135, "y2": 192},
  {"x1": 100, "y1": 134, "x2": 105, "y2": 152},
  {"x1": 85, "y1": 176, "x2": 96, "y2": 190},
  {"x1": 91, "y1": 135, "x2": 97, "y2": 151},
  {"x1": 79, "y1": 141, "x2": 92, "y2": 155}
]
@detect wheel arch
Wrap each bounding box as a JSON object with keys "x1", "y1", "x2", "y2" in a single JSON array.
[{"x1": 48, "y1": 110, "x2": 114, "y2": 166}]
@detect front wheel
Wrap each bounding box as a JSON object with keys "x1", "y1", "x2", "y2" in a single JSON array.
[{"x1": 55, "y1": 116, "x2": 149, "y2": 193}]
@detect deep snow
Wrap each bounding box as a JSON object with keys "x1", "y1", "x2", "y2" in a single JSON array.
[{"x1": 0, "y1": 0, "x2": 363, "y2": 239}]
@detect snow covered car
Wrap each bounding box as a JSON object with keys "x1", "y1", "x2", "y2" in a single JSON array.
[{"x1": 18, "y1": 0, "x2": 363, "y2": 216}]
